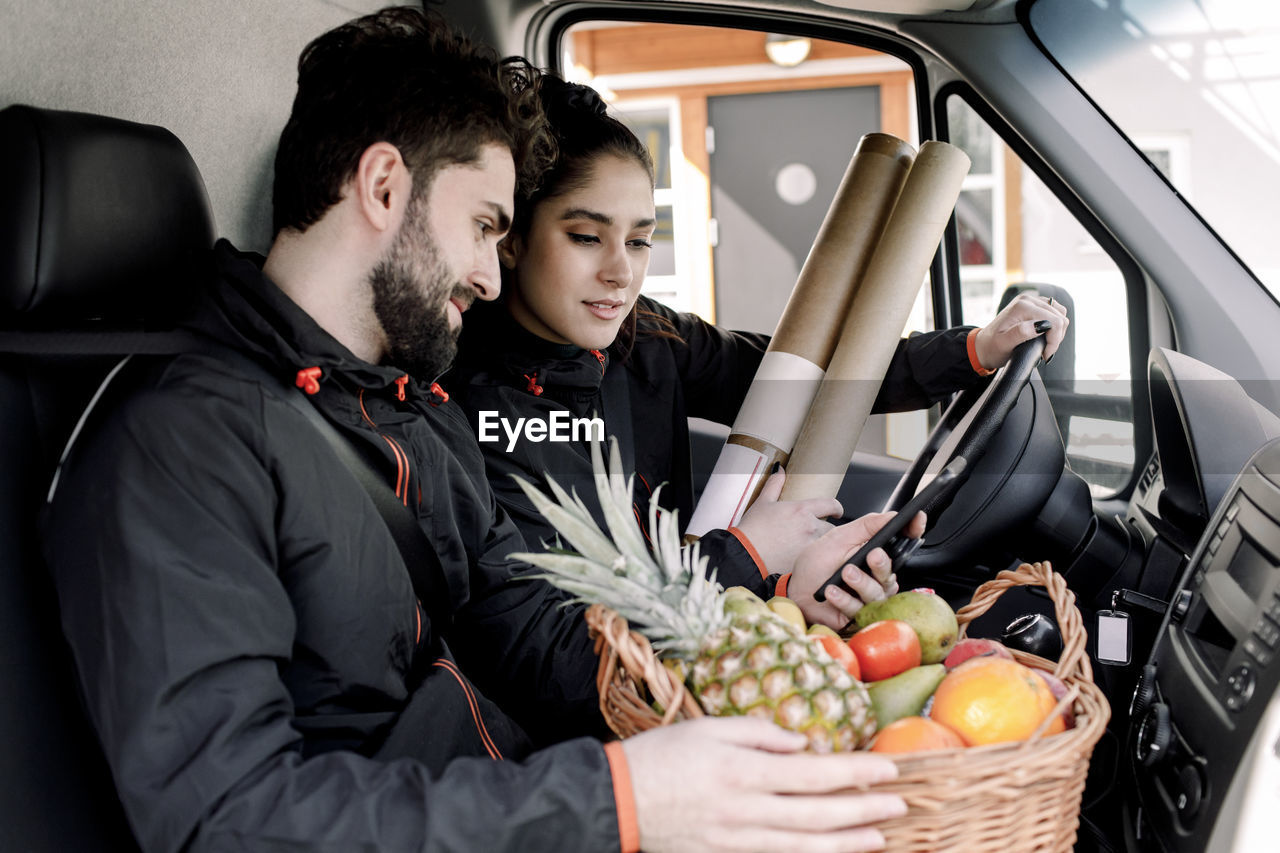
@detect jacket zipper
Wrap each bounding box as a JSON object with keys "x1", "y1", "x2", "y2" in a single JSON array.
[{"x1": 357, "y1": 388, "x2": 411, "y2": 505}]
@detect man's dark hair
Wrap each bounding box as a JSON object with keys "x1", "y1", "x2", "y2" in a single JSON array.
[{"x1": 272, "y1": 6, "x2": 551, "y2": 235}]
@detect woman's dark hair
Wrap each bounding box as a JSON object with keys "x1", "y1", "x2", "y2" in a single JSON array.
[
  {"x1": 272, "y1": 6, "x2": 552, "y2": 235},
  {"x1": 514, "y1": 74, "x2": 678, "y2": 360}
]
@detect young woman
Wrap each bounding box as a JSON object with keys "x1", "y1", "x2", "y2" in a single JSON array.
[{"x1": 448, "y1": 75, "x2": 1067, "y2": 618}]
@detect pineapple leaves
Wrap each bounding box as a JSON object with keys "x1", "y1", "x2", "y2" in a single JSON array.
[
  {"x1": 591, "y1": 437, "x2": 651, "y2": 563},
  {"x1": 507, "y1": 435, "x2": 729, "y2": 650},
  {"x1": 511, "y1": 474, "x2": 618, "y2": 566}
]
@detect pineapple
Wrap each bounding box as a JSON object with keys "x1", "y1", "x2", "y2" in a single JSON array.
[{"x1": 509, "y1": 437, "x2": 877, "y2": 752}]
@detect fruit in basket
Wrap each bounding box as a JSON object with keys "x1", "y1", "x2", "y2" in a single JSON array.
[
  {"x1": 766, "y1": 596, "x2": 808, "y2": 633},
  {"x1": 848, "y1": 619, "x2": 921, "y2": 681},
  {"x1": 508, "y1": 438, "x2": 877, "y2": 752},
  {"x1": 812, "y1": 633, "x2": 862, "y2": 680},
  {"x1": 866, "y1": 663, "x2": 946, "y2": 730},
  {"x1": 722, "y1": 585, "x2": 770, "y2": 618},
  {"x1": 853, "y1": 589, "x2": 959, "y2": 664},
  {"x1": 869, "y1": 716, "x2": 964, "y2": 753},
  {"x1": 929, "y1": 657, "x2": 1067, "y2": 745},
  {"x1": 943, "y1": 637, "x2": 1014, "y2": 670},
  {"x1": 1035, "y1": 670, "x2": 1076, "y2": 729}
]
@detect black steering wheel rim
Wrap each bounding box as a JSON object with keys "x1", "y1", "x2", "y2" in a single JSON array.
[{"x1": 883, "y1": 334, "x2": 1049, "y2": 523}]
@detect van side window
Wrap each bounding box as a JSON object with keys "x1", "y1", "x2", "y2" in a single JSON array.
[{"x1": 946, "y1": 94, "x2": 1136, "y2": 496}]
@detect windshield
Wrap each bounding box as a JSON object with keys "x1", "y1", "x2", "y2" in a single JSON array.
[{"x1": 1029, "y1": 0, "x2": 1280, "y2": 298}]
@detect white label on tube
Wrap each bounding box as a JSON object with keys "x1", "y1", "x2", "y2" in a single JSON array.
[
  {"x1": 731, "y1": 351, "x2": 825, "y2": 451},
  {"x1": 685, "y1": 443, "x2": 769, "y2": 537}
]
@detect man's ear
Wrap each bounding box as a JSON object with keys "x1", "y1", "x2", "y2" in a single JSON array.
[
  {"x1": 498, "y1": 234, "x2": 522, "y2": 269},
  {"x1": 353, "y1": 142, "x2": 410, "y2": 233}
]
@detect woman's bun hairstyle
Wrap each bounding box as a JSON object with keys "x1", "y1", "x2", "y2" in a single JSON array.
[
  {"x1": 517, "y1": 74, "x2": 654, "y2": 216},
  {"x1": 540, "y1": 76, "x2": 609, "y2": 126}
]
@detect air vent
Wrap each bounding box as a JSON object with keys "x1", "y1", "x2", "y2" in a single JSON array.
[{"x1": 1139, "y1": 456, "x2": 1160, "y2": 495}]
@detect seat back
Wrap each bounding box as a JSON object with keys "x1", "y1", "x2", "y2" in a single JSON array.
[{"x1": 0, "y1": 104, "x2": 215, "y2": 851}]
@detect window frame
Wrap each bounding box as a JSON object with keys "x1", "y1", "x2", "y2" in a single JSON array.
[{"x1": 936, "y1": 81, "x2": 1153, "y2": 500}]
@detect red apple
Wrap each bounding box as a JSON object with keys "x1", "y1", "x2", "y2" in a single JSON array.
[
  {"x1": 1035, "y1": 670, "x2": 1076, "y2": 729},
  {"x1": 943, "y1": 638, "x2": 1014, "y2": 670}
]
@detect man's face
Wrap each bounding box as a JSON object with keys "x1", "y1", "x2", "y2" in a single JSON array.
[{"x1": 370, "y1": 143, "x2": 514, "y2": 379}]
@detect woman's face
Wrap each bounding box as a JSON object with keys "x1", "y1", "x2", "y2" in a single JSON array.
[{"x1": 503, "y1": 154, "x2": 655, "y2": 350}]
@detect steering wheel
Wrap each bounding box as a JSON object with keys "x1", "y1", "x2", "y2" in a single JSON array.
[{"x1": 880, "y1": 334, "x2": 1065, "y2": 583}]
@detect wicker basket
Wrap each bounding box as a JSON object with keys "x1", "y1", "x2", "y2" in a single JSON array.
[{"x1": 584, "y1": 560, "x2": 1110, "y2": 852}]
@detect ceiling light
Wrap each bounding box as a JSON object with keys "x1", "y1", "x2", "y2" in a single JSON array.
[{"x1": 765, "y1": 33, "x2": 812, "y2": 68}]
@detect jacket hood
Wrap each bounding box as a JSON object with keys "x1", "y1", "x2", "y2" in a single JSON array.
[{"x1": 188, "y1": 239, "x2": 433, "y2": 402}]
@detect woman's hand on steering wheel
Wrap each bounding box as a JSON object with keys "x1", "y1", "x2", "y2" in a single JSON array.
[{"x1": 973, "y1": 292, "x2": 1069, "y2": 370}]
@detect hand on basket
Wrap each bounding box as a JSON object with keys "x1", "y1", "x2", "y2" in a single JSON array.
[
  {"x1": 622, "y1": 717, "x2": 906, "y2": 853},
  {"x1": 786, "y1": 511, "x2": 926, "y2": 631},
  {"x1": 734, "y1": 466, "x2": 842, "y2": 578}
]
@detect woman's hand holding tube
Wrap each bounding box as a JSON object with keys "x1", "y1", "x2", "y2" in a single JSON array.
[{"x1": 734, "y1": 467, "x2": 842, "y2": 578}]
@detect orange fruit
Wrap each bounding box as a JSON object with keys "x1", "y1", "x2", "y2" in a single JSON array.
[
  {"x1": 813, "y1": 634, "x2": 862, "y2": 680},
  {"x1": 870, "y1": 716, "x2": 965, "y2": 753},
  {"x1": 847, "y1": 619, "x2": 921, "y2": 682},
  {"x1": 929, "y1": 657, "x2": 1067, "y2": 746}
]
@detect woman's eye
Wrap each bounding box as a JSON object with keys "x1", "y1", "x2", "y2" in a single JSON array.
[
  {"x1": 628, "y1": 238, "x2": 653, "y2": 250},
  {"x1": 568, "y1": 232, "x2": 600, "y2": 245}
]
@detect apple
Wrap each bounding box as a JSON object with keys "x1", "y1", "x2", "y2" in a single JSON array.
[{"x1": 943, "y1": 637, "x2": 1014, "y2": 670}]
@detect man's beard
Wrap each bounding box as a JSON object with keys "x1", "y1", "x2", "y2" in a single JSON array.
[{"x1": 369, "y1": 198, "x2": 471, "y2": 381}]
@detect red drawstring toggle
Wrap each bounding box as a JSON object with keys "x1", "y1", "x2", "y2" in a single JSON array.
[
  {"x1": 429, "y1": 382, "x2": 449, "y2": 403},
  {"x1": 394, "y1": 375, "x2": 409, "y2": 402},
  {"x1": 295, "y1": 367, "x2": 322, "y2": 395},
  {"x1": 590, "y1": 350, "x2": 606, "y2": 373},
  {"x1": 523, "y1": 372, "x2": 543, "y2": 396}
]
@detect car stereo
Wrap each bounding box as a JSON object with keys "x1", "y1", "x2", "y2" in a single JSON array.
[{"x1": 1129, "y1": 437, "x2": 1280, "y2": 850}]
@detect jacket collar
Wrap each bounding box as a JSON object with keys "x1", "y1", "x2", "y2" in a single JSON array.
[
  {"x1": 188, "y1": 239, "x2": 431, "y2": 402},
  {"x1": 454, "y1": 300, "x2": 609, "y2": 393}
]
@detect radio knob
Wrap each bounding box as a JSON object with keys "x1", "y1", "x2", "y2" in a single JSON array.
[
  {"x1": 1130, "y1": 663, "x2": 1157, "y2": 719},
  {"x1": 1135, "y1": 702, "x2": 1172, "y2": 767}
]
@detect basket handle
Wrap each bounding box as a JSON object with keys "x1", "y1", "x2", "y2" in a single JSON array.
[{"x1": 953, "y1": 561, "x2": 1092, "y2": 682}]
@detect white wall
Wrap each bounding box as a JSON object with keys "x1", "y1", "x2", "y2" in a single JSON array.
[{"x1": 0, "y1": 0, "x2": 389, "y2": 253}]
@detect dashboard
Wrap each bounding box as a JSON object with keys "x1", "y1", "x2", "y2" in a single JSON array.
[{"x1": 1118, "y1": 349, "x2": 1280, "y2": 851}]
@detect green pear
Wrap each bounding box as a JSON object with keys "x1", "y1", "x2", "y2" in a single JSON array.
[
  {"x1": 722, "y1": 585, "x2": 769, "y2": 618},
  {"x1": 854, "y1": 590, "x2": 958, "y2": 664},
  {"x1": 866, "y1": 664, "x2": 947, "y2": 731}
]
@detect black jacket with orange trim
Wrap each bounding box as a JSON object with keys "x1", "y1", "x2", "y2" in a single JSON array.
[
  {"x1": 43, "y1": 240, "x2": 626, "y2": 853},
  {"x1": 446, "y1": 295, "x2": 986, "y2": 597}
]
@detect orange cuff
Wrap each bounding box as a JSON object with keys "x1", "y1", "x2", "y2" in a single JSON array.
[
  {"x1": 727, "y1": 527, "x2": 768, "y2": 579},
  {"x1": 775, "y1": 572, "x2": 792, "y2": 598},
  {"x1": 603, "y1": 741, "x2": 640, "y2": 853},
  {"x1": 966, "y1": 328, "x2": 995, "y2": 376}
]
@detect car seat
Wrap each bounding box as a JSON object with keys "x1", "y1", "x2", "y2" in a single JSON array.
[{"x1": 0, "y1": 104, "x2": 214, "y2": 851}]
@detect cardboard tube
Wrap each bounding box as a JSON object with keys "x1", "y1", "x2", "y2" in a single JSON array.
[
  {"x1": 685, "y1": 134, "x2": 915, "y2": 538},
  {"x1": 780, "y1": 141, "x2": 972, "y2": 502}
]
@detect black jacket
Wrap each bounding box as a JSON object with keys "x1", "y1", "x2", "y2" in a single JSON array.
[
  {"x1": 44, "y1": 241, "x2": 624, "y2": 853},
  {"x1": 447, "y1": 296, "x2": 983, "y2": 594}
]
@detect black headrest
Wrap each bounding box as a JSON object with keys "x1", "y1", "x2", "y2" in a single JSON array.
[{"x1": 0, "y1": 105, "x2": 215, "y2": 327}]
